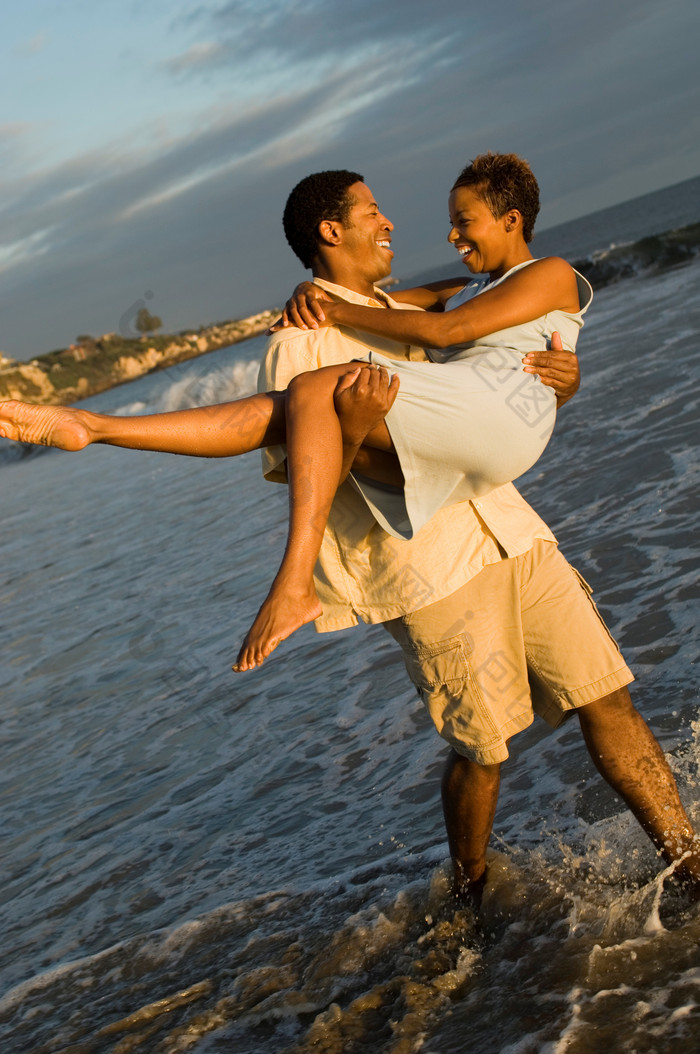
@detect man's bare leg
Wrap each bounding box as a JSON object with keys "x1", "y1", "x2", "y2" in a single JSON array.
[
  {"x1": 578, "y1": 687, "x2": 700, "y2": 887},
  {"x1": 234, "y1": 365, "x2": 399, "y2": 671},
  {"x1": 442, "y1": 750, "x2": 501, "y2": 905}
]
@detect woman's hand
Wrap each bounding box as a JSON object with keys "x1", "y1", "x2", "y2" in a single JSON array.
[
  {"x1": 523, "y1": 332, "x2": 580, "y2": 408},
  {"x1": 268, "y1": 282, "x2": 333, "y2": 331}
]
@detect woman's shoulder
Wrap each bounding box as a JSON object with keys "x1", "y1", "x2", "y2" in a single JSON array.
[
  {"x1": 521, "y1": 256, "x2": 574, "y2": 277},
  {"x1": 525, "y1": 258, "x2": 592, "y2": 313},
  {"x1": 519, "y1": 256, "x2": 580, "y2": 297},
  {"x1": 498, "y1": 257, "x2": 587, "y2": 314},
  {"x1": 493, "y1": 256, "x2": 574, "y2": 287}
]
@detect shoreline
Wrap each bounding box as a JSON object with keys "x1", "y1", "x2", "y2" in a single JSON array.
[{"x1": 0, "y1": 309, "x2": 279, "y2": 406}]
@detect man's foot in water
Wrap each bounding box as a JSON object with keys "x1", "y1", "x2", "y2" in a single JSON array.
[
  {"x1": 453, "y1": 869, "x2": 487, "y2": 912},
  {"x1": 233, "y1": 576, "x2": 322, "y2": 671},
  {"x1": 664, "y1": 844, "x2": 700, "y2": 904},
  {"x1": 0, "y1": 401, "x2": 92, "y2": 450}
]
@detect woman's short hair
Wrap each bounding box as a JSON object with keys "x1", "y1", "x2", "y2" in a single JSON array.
[{"x1": 452, "y1": 153, "x2": 540, "y2": 243}]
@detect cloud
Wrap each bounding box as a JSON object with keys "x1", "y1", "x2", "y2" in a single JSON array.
[
  {"x1": 0, "y1": 48, "x2": 445, "y2": 350},
  {"x1": 0, "y1": 123, "x2": 34, "y2": 152},
  {"x1": 16, "y1": 30, "x2": 47, "y2": 56},
  {"x1": 0, "y1": 123, "x2": 41, "y2": 176},
  {"x1": 170, "y1": 0, "x2": 672, "y2": 82},
  {"x1": 164, "y1": 0, "x2": 461, "y2": 83},
  {"x1": 2, "y1": 0, "x2": 699, "y2": 358},
  {"x1": 162, "y1": 41, "x2": 229, "y2": 76},
  {"x1": 0, "y1": 28, "x2": 454, "y2": 284},
  {"x1": 0, "y1": 226, "x2": 55, "y2": 272}
]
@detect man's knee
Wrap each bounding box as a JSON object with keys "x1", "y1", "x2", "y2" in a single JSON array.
[
  {"x1": 577, "y1": 685, "x2": 636, "y2": 729},
  {"x1": 442, "y1": 748, "x2": 501, "y2": 791}
]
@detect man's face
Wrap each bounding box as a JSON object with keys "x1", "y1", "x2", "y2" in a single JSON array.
[{"x1": 338, "y1": 182, "x2": 394, "y2": 283}]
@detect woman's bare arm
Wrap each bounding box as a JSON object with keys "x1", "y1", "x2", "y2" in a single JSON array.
[
  {"x1": 272, "y1": 276, "x2": 470, "y2": 331},
  {"x1": 322, "y1": 257, "x2": 579, "y2": 349}
]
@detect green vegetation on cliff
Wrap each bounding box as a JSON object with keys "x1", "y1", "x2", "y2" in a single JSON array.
[{"x1": 0, "y1": 310, "x2": 279, "y2": 405}]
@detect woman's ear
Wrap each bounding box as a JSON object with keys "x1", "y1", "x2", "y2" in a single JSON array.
[{"x1": 504, "y1": 209, "x2": 522, "y2": 234}]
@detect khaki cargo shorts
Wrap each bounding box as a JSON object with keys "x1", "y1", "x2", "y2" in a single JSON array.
[{"x1": 382, "y1": 539, "x2": 634, "y2": 765}]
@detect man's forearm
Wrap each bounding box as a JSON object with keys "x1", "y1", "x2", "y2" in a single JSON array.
[
  {"x1": 523, "y1": 341, "x2": 580, "y2": 407},
  {"x1": 390, "y1": 277, "x2": 469, "y2": 311}
]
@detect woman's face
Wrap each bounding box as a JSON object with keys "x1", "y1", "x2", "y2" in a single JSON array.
[{"x1": 447, "y1": 185, "x2": 512, "y2": 275}]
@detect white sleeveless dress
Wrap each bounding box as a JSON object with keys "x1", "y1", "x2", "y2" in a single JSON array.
[{"x1": 352, "y1": 260, "x2": 593, "y2": 539}]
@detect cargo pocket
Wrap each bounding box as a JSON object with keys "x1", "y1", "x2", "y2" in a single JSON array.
[{"x1": 401, "y1": 634, "x2": 504, "y2": 757}]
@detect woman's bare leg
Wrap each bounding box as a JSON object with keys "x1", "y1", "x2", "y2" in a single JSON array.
[
  {"x1": 234, "y1": 365, "x2": 398, "y2": 671},
  {"x1": 1, "y1": 366, "x2": 398, "y2": 673},
  {"x1": 0, "y1": 395, "x2": 288, "y2": 456},
  {"x1": 333, "y1": 366, "x2": 405, "y2": 487},
  {"x1": 0, "y1": 366, "x2": 401, "y2": 458}
]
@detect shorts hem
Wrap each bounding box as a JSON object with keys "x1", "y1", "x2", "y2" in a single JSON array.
[
  {"x1": 537, "y1": 665, "x2": 635, "y2": 728},
  {"x1": 447, "y1": 710, "x2": 534, "y2": 766}
]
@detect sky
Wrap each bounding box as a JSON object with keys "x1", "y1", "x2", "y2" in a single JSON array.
[{"x1": 2, "y1": 0, "x2": 699, "y2": 361}]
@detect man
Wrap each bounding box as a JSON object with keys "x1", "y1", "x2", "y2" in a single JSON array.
[
  {"x1": 1, "y1": 170, "x2": 696, "y2": 902},
  {"x1": 259, "y1": 169, "x2": 700, "y2": 902}
]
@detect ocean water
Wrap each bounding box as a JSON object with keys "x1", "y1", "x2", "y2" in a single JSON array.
[
  {"x1": 532, "y1": 172, "x2": 700, "y2": 264},
  {"x1": 1, "y1": 184, "x2": 700, "y2": 1052}
]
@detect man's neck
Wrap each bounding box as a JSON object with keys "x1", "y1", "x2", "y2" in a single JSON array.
[{"x1": 312, "y1": 262, "x2": 377, "y2": 300}]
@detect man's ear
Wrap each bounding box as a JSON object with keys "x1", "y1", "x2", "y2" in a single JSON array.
[{"x1": 318, "y1": 219, "x2": 343, "y2": 246}]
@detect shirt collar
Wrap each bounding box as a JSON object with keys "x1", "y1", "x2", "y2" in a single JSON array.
[{"x1": 312, "y1": 277, "x2": 394, "y2": 308}]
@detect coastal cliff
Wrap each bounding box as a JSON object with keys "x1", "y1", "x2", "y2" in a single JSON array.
[{"x1": 0, "y1": 310, "x2": 279, "y2": 405}]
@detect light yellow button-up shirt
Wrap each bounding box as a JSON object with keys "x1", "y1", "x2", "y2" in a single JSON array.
[{"x1": 259, "y1": 279, "x2": 556, "y2": 632}]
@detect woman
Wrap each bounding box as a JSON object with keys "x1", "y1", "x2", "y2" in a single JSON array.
[{"x1": 0, "y1": 154, "x2": 585, "y2": 671}]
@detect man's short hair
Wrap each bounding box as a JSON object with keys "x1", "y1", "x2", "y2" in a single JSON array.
[
  {"x1": 283, "y1": 169, "x2": 364, "y2": 268},
  {"x1": 452, "y1": 153, "x2": 540, "y2": 243}
]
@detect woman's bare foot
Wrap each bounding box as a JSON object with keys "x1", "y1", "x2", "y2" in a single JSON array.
[
  {"x1": 0, "y1": 401, "x2": 92, "y2": 450},
  {"x1": 233, "y1": 578, "x2": 322, "y2": 672}
]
